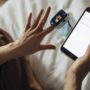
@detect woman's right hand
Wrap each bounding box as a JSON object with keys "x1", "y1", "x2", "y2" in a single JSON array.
[{"x1": 64, "y1": 45, "x2": 90, "y2": 90}]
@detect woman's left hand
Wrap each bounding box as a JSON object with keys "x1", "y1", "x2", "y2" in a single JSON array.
[{"x1": 15, "y1": 7, "x2": 56, "y2": 56}]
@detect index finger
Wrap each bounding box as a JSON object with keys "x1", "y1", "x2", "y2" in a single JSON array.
[{"x1": 39, "y1": 25, "x2": 54, "y2": 38}]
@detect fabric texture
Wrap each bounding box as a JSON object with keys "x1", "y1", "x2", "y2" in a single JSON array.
[{"x1": 0, "y1": 0, "x2": 90, "y2": 90}]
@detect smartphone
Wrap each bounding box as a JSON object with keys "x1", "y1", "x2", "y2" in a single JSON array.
[{"x1": 61, "y1": 7, "x2": 90, "y2": 60}]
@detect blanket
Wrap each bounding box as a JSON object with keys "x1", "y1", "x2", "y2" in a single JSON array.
[{"x1": 0, "y1": 0, "x2": 90, "y2": 90}]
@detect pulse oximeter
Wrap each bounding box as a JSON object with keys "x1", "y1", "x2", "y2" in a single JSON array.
[{"x1": 50, "y1": 10, "x2": 69, "y2": 29}]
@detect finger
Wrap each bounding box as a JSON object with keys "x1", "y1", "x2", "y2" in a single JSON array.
[
  {"x1": 84, "y1": 45, "x2": 90, "y2": 55},
  {"x1": 39, "y1": 44, "x2": 56, "y2": 50},
  {"x1": 84, "y1": 45, "x2": 90, "y2": 58},
  {"x1": 39, "y1": 25, "x2": 54, "y2": 39},
  {"x1": 31, "y1": 9, "x2": 44, "y2": 30},
  {"x1": 25, "y1": 13, "x2": 32, "y2": 31},
  {"x1": 37, "y1": 6, "x2": 51, "y2": 29}
]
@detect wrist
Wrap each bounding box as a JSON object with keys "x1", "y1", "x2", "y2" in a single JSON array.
[
  {"x1": 12, "y1": 40, "x2": 24, "y2": 57},
  {"x1": 64, "y1": 69, "x2": 82, "y2": 90},
  {"x1": 68, "y1": 69, "x2": 82, "y2": 85},
  {"x1": 0, "y1": 41, "x2": 20, "y2": 64}
]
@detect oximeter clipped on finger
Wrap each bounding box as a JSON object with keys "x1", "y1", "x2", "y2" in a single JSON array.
[{"x1": 50, "y1": 10, "x2": 69, "y2": 29}]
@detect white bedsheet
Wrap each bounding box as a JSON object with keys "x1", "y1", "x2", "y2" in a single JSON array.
[{"x1": 0, "y1": 0, "x2": 90, "y2": 90}]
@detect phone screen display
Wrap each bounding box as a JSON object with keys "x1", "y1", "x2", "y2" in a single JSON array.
[{"x1": 63, "y1": 11, "x2": 90, "y2": 58}]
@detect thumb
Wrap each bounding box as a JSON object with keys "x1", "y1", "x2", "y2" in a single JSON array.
[
  {"x1": 84, "y1": 45, "x2": 90, "y2": 60},
  {"x1": 40, "y1": 44, "x2": 56, "y2": 50}
]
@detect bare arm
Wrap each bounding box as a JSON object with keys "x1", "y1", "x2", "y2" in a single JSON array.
[
  {"x1": 64, "y1": 45, "x2": 90, "y2": 90},
  {"x1": 0, "y1": 7, "x2": 56, "y2": 65},
  {"x1": 64, "y1": 67, "x2": 82, "y2": 90},
  {"x1": 0, "y1": 41, "x2": 21, "y2": 64}
]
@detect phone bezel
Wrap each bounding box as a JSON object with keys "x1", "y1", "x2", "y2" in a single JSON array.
[{"x1": 61, "y1": 7, "x2": 90, "y2": 60}]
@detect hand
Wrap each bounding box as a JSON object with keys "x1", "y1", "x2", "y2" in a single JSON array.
[
  {"x1": 69, "y1": 45, "x2": 90, "y2": 80},
  {"x1": 15, "y1": 7, "x2": 56, "y2": 56},
  {"x1": 64, "y1": 45, "x2": 90, "y2": 90}
]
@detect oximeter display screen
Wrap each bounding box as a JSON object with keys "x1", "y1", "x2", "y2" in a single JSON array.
[
  {"x1": 63, "y1": 11, "x2": 90, "y2": 57},
  {"x1": 50, "y1": 10, "x2": 67, "y2": 26}
]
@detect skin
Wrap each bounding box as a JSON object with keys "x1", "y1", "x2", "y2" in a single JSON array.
[
  {"x1": 0, "y1": 7, "x2": 56, "y2": 64},
  {"x1": 24, "y1": 7, "x2": 90, "y2": 90},
  {"x1": 0, "y1": 7, "x2": 55, "y2": 89},
  {"x1": 0, "y1": 6, "x2": 90, "y2": 90},
  {"x1": 64, "y1": 45, "x2": 90, "y2": 90}
]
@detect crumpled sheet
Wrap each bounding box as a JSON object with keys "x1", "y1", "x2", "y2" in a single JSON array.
[{"x1": 0, "y1": 0, "x2": 90, "y2": 90}]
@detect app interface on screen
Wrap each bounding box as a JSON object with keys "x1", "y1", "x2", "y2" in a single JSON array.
[{"x1": 64, "y1": 11, "x2": 90, "y2": 57}]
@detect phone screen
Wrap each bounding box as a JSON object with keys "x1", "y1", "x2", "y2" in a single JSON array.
[{"x1": 63, "y1": 11, "x2": 90, "y2": 58}]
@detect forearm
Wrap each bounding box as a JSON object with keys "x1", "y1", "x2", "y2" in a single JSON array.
[
  {"x1": 64, "y1": 70, "x2": 82, "y2": 90},
  {"x1": 0, "y1": 41, "x2": 21, "y2": 64}
]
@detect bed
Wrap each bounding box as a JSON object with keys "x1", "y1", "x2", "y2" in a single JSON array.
[{"x1": 0, "y1": 0, "x2": 90, "y2": 90}]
